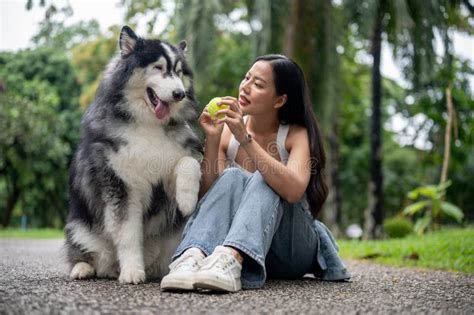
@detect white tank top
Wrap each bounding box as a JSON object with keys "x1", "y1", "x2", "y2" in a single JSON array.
[{"x1": 226, "y1": 116, "x2": 290, "y2": 173}]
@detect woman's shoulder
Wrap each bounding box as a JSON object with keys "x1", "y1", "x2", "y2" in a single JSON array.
[
  {"x1": 287, "y1": 124, "x2": 307, "y2": 135},
  {"x1": 285, "y1": 124, "x2": 309, "y2": 151}
]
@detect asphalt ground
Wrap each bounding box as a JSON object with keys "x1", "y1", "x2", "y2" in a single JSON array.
[{"x1": 1, "y1": 239, "x2": 473, "y2": 314}]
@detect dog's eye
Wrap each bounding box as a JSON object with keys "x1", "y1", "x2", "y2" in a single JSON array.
[
  {"x1": 154, "y1": 65, "x2": 164, "y2": 71},
  {"x1": 176, "y1": 70, "x2": 183, "y2": 77}
]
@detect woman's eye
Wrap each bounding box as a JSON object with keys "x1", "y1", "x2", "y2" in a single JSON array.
[
  {"x1": 255, "y1": 83, "x2": 263, "y2": 88},
  {"x1": 155, "y1": 65, "x2": 164, "y2": 71}
]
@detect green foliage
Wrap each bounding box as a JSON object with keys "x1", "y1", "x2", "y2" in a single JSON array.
[
  {"x1": 337, "y1": 36, "x2": 421, "y2": 225},
  {"x1": 27, "y1": 1, "x2": 101, "y2": 50},
  {"x1": 344, "y1": 0, "x2": 466, "y2": 89},
  {"x1": 383, "y1": 143, "x2": 421, "y2": 213},
  {"x1": 0, "y1": 47, "x2": 80, "y2": 110},
  {"x1": 337, "y1": 28, "x2": 371, "y2": 224},
  {"x1": 397, "y1": 55, "x2": 474, "y2": 221},
  {"x1": 383, "y1": 216, "x2": 413, "y2": 238},
  {"x1": 194, "y1": 34, "x2": 251, "y2": 105},
  {"x1": 33, "y1": 19, "x2": 101, "y2": 50},
  {"x1": 4, "y1": 0, "x2": 472, "y2": 232},
  {"x1": 403, "y1": 181, "x2": 464, "y2": 235},
  {"x1": 70, "y1": 27, "x2": 119, "y2": 109},
  {"x1": 338, "y1": 227, "x2": 474, "y2": 273},
  {"x1": 0, "y1": 47, "x2": 81, "y2": 227},
  {"x1": 120, "y1": 0, "x2": 165, "y2": 34},
  {"x1": 174, "y1": 0, "x2": 221, "y2": 85}
]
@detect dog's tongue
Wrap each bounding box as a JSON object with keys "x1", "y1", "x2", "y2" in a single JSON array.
[{"x1": 154, "y1": 100, "x2": 169, "y2": 120}]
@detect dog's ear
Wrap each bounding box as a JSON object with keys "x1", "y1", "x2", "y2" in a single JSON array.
[
  {"x1": 177, "y1": 40, "x2": 187, "y2": 55},
  {"x1": 119, "y1": 26, "x2": 138, "y2": 56}
]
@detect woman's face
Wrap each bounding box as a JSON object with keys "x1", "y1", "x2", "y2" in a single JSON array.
[{"x1": 238, "y1": 60, "x2": 284, "y2": 116}]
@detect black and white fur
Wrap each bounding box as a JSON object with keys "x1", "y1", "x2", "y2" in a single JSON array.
[{"x1": 64, "y1": 26, "x2": 202, "y2": 284}]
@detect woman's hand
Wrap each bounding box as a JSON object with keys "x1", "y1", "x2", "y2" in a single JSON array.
[
  {"x1": 216, "y1": 96, "x2": 248, "y2": 143},
  {"x1": 199, "y1": 106, "x2": 224, "y2": 139}
]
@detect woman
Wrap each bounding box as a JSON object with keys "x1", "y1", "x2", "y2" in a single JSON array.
[{"x1": 161, "y1": 54, "x2": 350, "y2": 292}]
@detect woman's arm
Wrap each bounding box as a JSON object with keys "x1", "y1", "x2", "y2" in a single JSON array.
[
  {"x1": 198, "y1": 135, "x2": 227, "y2": 198},
  {"x1": 217, "y1": 97, "x2": 311, "y2": 203},
  {"x1": 239, "y1": 126, "x2": 311, "y2": 203},
  {"x1": 197, "y1": 108, "x2": 230, "y2": 199}
]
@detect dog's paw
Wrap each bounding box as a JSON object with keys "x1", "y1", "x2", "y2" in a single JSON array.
[
  {"x1": 176, "y1": 190, "x2": 198, "y2": 217},
  {"x1": 70, "y1": 262, "x2": 95, "y2": 280},
  {"x1": 174, "y1": 156, "x2": 200, "y2": 216},
  {"x1": 118, "y1": 267, "x2": 146, "y2": 285}
]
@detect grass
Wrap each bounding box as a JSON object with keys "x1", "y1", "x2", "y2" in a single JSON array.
[
  {"x1": 338, "y1": 227, "x2": 474, "y2": 273},
  {"x1": 0, "y1": 228, "x2": 64, "y2": 239},
  {"x1": 1, "y1": 226, "x2": 472, "y2": 273}
]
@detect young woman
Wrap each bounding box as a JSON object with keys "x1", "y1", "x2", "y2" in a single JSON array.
[{"x1": 161, "y1": 54, "x2": 349, "y2": 292}]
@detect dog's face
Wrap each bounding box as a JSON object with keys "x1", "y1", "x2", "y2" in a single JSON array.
[{"x1": 117, "y1": 26, "x2": 196, "y2": 125}]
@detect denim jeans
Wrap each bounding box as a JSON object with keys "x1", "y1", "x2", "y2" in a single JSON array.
[{"x1": 172, "y1": 167, "x2": 319, "y2": 289}]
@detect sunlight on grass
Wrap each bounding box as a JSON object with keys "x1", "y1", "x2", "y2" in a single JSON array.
[
  {"x1": 0, "y1": 228, "x2": 64, "y2": 239},
  {"x1": 338, "y1": 227, "x2": 474, "y2": 273}
]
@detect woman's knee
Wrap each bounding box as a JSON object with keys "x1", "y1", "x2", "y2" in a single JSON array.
[
  {"x1": 218, "y1": 167, "x2": 248, "y2": 185},
  {"x1": 247, "y1": 171, "x2": 274, "y2": 193},
  {"x1": 202, "y1": 167, "x2": 248, "y2": 198}
]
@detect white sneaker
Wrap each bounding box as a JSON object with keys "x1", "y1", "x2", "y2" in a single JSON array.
[
  {"x1": 193, "y1": 246, "x2": 242, "y2": 292},
  {"x1": 160, "y1": 248, "x2": 204, "y2": 291}
]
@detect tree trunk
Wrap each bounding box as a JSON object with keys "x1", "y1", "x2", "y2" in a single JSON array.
[
  {"x1": 323, "y1": 0, "x2": 342, "y2": 235},
  {"x1": 327, "y1": 121, "x2": 343, "y2": 237},
  {"x1": 251, "y1": 0, "x2": 271, "y2": 59},
  {"x1": 440, "y1": 83, "x2": 454, "y2": 185},
  {"x1": 364, "y1": 6, "x2": 384, "y2": 240},
  {"x1": 282, "y1": 0, "x2": 298, "y2": 58}
]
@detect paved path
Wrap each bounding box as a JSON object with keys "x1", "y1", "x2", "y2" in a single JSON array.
[{"x1": 0, "y1": 239, "x2": 472, "y2": 314}]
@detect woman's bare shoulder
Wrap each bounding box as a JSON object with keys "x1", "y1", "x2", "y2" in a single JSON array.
[{"x1": 286, "y1": 124, "x2": 309, "y2": 151}]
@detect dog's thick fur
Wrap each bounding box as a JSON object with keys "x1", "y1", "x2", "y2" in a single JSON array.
[{"x1": 63, "y1": 26, "x2": 202, "y2": 284}]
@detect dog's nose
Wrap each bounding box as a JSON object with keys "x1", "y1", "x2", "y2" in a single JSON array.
[{"x1": 172, "y1": 89, "x2": 185, "y2": 101}]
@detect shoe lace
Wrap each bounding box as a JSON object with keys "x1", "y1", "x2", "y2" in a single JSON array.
[
  {"x1": 169, "y1": 254, "x2": 200, "y2": 271},
  {"x1": 202, "y1": 252, "x2": 234, "y2": 271}
]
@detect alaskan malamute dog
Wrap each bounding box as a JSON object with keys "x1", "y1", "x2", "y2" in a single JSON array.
[{"x1": 64, "y1": 26, "x2": 202, "y2": 284}]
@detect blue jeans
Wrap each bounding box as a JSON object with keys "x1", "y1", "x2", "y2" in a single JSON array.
[{"x1": 172, "y1": 167, "x2": 319, "y2": 289}]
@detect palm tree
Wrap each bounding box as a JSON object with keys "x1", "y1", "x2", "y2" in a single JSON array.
[{"x1": 344, "y1": 0, "x2": 470, "y2": 239}]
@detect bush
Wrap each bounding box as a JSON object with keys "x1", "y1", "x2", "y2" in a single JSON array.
[{"x1": 383, "y1": 216, "x2": 413, "y2": 238}]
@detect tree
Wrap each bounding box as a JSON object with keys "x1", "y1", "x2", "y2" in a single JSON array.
[
  {"x1": 70, "y1": 27, "x2": 120, "y2": 109},
  {"x1": 120, "y1": 0, "x2": 167, "y2": 34},
  {"x1": 335, "y1": 30, "x2": 422, "y2": 229},
  {"x1": 398, "y1": 54, "x2": 474, "y2": 221},
  {"x1": 389, "y1": 0, "x2": 474, "y2": 222},
  {"x1": 27, "y1": 0, "x2": 100, "y2": 50},
  {"x1": 174, "y1": 0, "x2": 222, "y2": 98},
  {"x1": 0, "y1": 48, "x2": 81, "y2": 227},
  {"x1": 343, "y1": 0, "x2": 463, "y2": 239}
]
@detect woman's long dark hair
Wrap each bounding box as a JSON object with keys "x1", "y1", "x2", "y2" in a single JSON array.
[{"x1": 255, "y1": 54, "x2": 328, "y2": 218}]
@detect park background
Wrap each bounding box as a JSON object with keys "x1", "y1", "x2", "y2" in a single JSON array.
[{"x1": 0, "y1": 0, "x2": 473, "y2": 272}]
